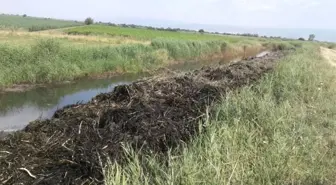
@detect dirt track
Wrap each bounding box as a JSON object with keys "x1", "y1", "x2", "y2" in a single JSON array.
[
  {"x1": 0, "y1": 51, "x2": 287, "y2": 185},
  {"x1": 321, "y1": 47, "x2": 336, "y2": 67}
]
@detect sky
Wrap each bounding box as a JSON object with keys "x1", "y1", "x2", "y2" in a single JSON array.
[{"x1": 1, "y1": 0, "x2": 335, "y2": 30}]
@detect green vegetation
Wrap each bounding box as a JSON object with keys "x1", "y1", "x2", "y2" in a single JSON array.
[
  {"x1": 0, "y1": 17, "x2": 300, "y2": 88},
  {"x1": 0, "y1": 31, "x2": 299, "y2": 87},
  {"x1": 65, "y1": 25, "x2": 244, "y2": 42},
  {"x1": 150, "y1": 39, "x2": 227, "y2": 59},
  {"x1": 0, "y1": 38, "x2": 236, "y2": 86},
  {"x1": 0, "y1": 14, "x2": 83, "y2": 31},
  {"x1": 84, "y1": 17, "x2": 94, "y2": 25},
  {"x1": 0, "y1": 16, "x2": 300, "y2": 88},
  {"x1": 198, "y1": 29, "x2": 205, "y2": 34},
  {"x1": 105, "y1": 45, "x2": 336, "y2": 184},
  {"x1": 325, "y1": 42, "x2": 336, "y2": 49}
]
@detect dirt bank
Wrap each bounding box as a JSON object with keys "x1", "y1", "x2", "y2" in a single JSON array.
[
  {"x1": 0, "y1": 50, "x2": 287, "y2": 185},
  {"x1": 320, "y1": 47, "x2": 336, "y2": 67}
]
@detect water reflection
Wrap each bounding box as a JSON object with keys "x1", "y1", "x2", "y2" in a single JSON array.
[{"x1": 0, "y1": 77, "x2": 136, "y2": 131}]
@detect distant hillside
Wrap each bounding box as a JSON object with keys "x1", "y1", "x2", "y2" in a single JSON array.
[{"x1": 0, "y1": 14, "x2": 83, "y2": 31}]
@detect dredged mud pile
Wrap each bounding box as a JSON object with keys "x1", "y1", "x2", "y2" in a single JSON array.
[{"x1": 0, "y1": 51, "x2": 286, "y2": 185}]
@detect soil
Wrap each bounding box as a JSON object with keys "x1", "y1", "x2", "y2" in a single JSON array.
[
  {"x1": 0, "y1": 50, "x2": 287, "y2": 185},
  {"x1": 321, "y1": 47, "x2": 336, "y2": 67}
]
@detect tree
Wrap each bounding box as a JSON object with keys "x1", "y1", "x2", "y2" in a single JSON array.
[
  {"x1": 23, "y1": 14, "x2": 27, "y2": 17},
  {"x1": 298, "y1": 37, "x2": 305, "y2": 41},
  {"x1": 84, "y1": 17, "x2": 94, "y2": 25},
  {"x1": 308, "y1": 34, "x2": 315, "y2": 41},
  {"x1": 198, "y1": 29, "x2": 205, "y2": 34}
]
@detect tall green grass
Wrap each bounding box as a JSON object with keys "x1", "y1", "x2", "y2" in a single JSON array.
[
  {"x1": 0, "y1": 36, "x2": 299, "y2": 87},
  {"x1": 0, "y1": 38, "x2": 230, "y2": 86},
  {"x1": 151, "y1": 39, "x2": 227, "y2": 59},
  {"x1": 105, "y1": 45, "x2": 336, "y2": 184}
]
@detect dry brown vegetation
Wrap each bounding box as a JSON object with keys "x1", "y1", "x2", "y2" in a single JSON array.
[{"x1": 0, "y1": 30, "x2": 149, "y2": 46}]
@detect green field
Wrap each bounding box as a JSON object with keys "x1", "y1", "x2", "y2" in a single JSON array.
[
  {"x1": 65, "y1": 25, "x2": 245, "y2": 42},
  {"x1": 0, "y1": 16, "x2": 299, "y2": 88},
  {"x1": 0, "y1": 14, "x2": 83, "y2": 31},
  {"x1": 105, "y1": 44, "x2": 336, "y2": 185}
]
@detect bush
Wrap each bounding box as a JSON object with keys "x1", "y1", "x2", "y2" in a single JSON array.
[
  {"x1": 84, "y1": 17, "x2": 94, "y2": 25},
  {"x1": 327, "y1": 44, "x2": 336, "y2": 49},
  {"x1": 31, "y1": 38, "x2": 61, "y2": 58}
]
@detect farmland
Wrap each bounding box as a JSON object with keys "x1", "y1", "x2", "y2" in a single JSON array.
[
  {"x1": 65, "y1": 25, "x2": 245, "y2": 41},
  {"x1": 0, "y1": 14, "x2": 83, "y2": 31}
]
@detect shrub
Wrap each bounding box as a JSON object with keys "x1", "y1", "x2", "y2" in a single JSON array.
[
  {"x1": 31, "y1": 38, "x2": 61, "y2": 58},
  {"x1": 84, "y1": 17, "x2": 94, "y2": 25},
  {"x1": 327, "y1": 44, "x2": 336, "y2": 49}
]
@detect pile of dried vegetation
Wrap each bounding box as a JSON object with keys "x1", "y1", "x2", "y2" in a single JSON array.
[{"x1": 0, "y1": 51, "x2": 287, "y2": 184}]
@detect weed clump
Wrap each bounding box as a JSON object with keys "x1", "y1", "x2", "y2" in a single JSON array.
[
  {"x1": 327, "y1": 43, "x2": 336, "y2": 49},
  {"x1": 31, "y1": 38, "x2": 61, "y2": 57}
]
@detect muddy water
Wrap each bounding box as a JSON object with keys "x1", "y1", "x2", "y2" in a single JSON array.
[{"x1": 0, "y1": 51, "x2": 270, "y2": 132}]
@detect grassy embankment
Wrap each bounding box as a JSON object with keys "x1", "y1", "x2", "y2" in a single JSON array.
[
  {"x1": 0, "y1": 24, "x2": 297, "y2": 87},
  {"x1": 0, "y1": 14, "x2": 82, "y2": 31},
  {"x1": 105, "y1": 44, "x2": 336, "y2": 184}
]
